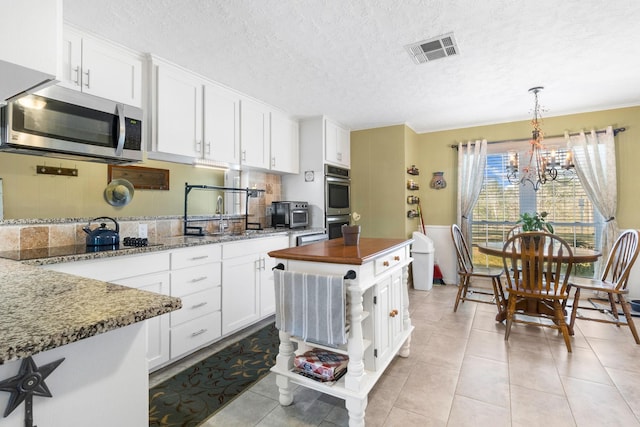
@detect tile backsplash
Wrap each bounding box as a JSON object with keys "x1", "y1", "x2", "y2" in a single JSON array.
[{"x1": 0, "y1": 172, "x2": 282, "y2": 252}]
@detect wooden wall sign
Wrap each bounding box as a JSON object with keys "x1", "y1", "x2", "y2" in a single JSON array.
[{"x1": 107, "y1": 165, "x2": 170, "y2": 190}]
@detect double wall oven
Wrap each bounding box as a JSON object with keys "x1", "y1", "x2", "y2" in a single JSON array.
[{"x1": 325, "y1": 164, "x2": 351, "y2": 239}]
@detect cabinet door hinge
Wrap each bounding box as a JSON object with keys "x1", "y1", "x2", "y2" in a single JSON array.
[
  {"x1": 374, "y1": 349, "x2": 378, "y2": 358},
  {"x1": 373, "y1": 296, "x2": 377, "y2": 305}
]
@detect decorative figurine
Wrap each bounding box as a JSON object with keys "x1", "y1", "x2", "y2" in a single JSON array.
[{"x1": 429, "y1": 172, "x2": 447, "y2": 190}]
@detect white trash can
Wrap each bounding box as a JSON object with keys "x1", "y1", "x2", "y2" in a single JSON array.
[{"x1": 411, "y1": 231, "x2": 435, "y2": 291}]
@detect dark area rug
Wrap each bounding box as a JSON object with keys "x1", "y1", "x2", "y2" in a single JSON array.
[{"x1": 149, "y1": 323, "x2": 279, "y2": 427}]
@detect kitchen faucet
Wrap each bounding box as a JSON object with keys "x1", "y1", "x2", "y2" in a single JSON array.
[{"x1": 216, "y1": 195, "x2": 228, "y2": 233}]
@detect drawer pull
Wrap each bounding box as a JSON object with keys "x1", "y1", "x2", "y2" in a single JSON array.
[
  {"x1": 383, "y1": 261, "x2": 389, "y2": 267},
  {"x1": 190, "y1": 255, "x2": 209, "y2": 260},
  {"x1": 191, "y1": 328, "x2": 207, "y2": 337},
  {"x1": 191, "y1": 276, "x2": 208, "y2": 282},
  {"x1": 191, "y1": 302, "x2": 208, "y2": 309},
  {"x1": 394, "y1": 256, "x2": 401, "y2": 261}
]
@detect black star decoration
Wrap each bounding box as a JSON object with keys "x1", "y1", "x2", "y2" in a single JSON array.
[{"x1": 0, "y1": 356, "x2": 64, "y2": 427}]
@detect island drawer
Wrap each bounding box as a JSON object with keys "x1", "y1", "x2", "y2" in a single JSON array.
[
  {"x1": 171, "y1": 262, "x2": 221, "y2": 297},
  {"x1": 170, "y1": 287, "x2": 220, "y2": 326},
  {"x1": 170, "y1": 312, "x2": 221, "y2": 358},
  {"x1": 171, "y1": 245, "x2": 221, "y2": 270},
  {"x1": 374, "y1": 248, "x2": 406, "y2": 276}
]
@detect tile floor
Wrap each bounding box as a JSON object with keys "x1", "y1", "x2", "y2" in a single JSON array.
[{"x1": 150, "y1": 284, "x2": 640, "y2": 426}]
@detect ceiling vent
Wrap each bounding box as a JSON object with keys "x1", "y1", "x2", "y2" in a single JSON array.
[{"x1": 405, "y1": 32, "x2": 459, "y2": 64}]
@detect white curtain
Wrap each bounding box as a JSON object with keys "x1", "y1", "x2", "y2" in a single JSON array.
[
  {"x1": 457, "y1": 140, "x2": 487, "y2": 244},
  {"x1": 565, "y1": 126, "x2": 617, "y2": 276}
]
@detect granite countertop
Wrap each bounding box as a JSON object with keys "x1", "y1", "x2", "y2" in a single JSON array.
[
  {"x1": 0, "y1": 227, "x2": 324, "y2": 363},
  {"x1": 17, "y1": 228, "x2": 325, "y2": 266},
  {"x1": 0, "y1": 258, "x2": 181, "y2": 364},
  {"x1": 268, "y1": 237, "x2": 413, "y2": 265}
]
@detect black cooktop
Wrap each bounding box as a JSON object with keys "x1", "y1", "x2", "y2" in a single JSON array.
[{"x1": 0, "y1": 242, "x2": 160, "y2": 261}]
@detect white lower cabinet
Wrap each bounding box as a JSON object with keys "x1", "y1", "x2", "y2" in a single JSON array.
[
  {"x1": 113, "y1": 271, "x2": 171, "y2": 370},
  {"x1": 169, "y1": 245, "x2": 222, "y2": 359},
  {"x1": 42, "y1": 236, "x2": 289, "y2": 371},
  {"x1": 222, "y1": 235, "x2": 289, "y2": 335},
  {"x1": 44, "y1": 251, "x2": 172, "y2": 371}
]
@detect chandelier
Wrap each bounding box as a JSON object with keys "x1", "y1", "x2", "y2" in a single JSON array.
[{"x1": 506, "y1": 86, "x2": 574, "y2": 191}]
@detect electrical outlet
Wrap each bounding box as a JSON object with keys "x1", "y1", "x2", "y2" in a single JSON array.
[{"x1": 138, "y1": 224, "x2": 148, "y2": 238}]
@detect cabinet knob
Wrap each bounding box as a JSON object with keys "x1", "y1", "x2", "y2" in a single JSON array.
[
  {"x1": 383, "y1": 261, "x2": 389, "y2": 267},
  {"x1": 394, "y1": 256, "x2": 400, "y2": 261},
  {"x1": 389, "y1": 309, "x2": 398, "y2": 317}
]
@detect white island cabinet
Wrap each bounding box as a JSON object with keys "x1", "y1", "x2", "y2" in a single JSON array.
[
  {"x1": 268, "y1": 238, "x2": 413, "y2": 427},
  {"x1": 0, "y1": 258, "x2": 180, "y2": 427}
]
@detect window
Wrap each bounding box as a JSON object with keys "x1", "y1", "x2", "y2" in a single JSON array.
[{"x1": 471, "y1": 143, "x2": 600, "y2": 277}]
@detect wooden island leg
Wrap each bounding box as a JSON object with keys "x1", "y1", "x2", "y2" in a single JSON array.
[{"x1": 275, "y1": 330, "x2": 294, "y2": 406}]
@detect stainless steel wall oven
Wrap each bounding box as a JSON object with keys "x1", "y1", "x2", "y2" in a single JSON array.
[{"x1": 325, "y1": 165, "x2": 351, "y2": 239}]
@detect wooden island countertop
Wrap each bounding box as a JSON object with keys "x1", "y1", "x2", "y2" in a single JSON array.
[{"x1": 268, "y1": 237, "x2": 413, "y2": 265}]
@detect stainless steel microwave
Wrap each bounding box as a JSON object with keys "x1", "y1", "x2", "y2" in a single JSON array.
[{"x1": 0, "y1": 86, "x2": 143, "y2": 164}]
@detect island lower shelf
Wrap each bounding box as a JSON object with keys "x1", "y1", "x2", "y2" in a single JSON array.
[{"x1": 271, "y1": 325, "x2": 413, "y2": 401}]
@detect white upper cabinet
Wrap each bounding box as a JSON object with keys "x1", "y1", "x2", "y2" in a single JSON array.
[
  {"x1": 240, "y1": 98, "x2": 271, "y2": 169},
  {"x1": 325, "y1": 118, "x2": 351, "y2": 168},
  {"x1": 60, "y1": 26, "x2": 142, "y2": 107},
  {"x1": 270, "y1": 110, "x2": 300, "y2": 174},
  {"x1": 154, "y1": 61, "x2": 204, "y2": 158},
  {"x1": 203, "y1": 83, "x2": 240, "y2": 164},
  {"x1": 0, "y1": 0, "x2": 61, "y2": 101}
]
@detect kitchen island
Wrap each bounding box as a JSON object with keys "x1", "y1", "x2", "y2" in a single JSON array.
[
  {"x1": 0, "y1": 258, "x2": 181, "y2": 427},
  {"x1": 268, "y1": 237, "x2": 414, "y2": 427}
]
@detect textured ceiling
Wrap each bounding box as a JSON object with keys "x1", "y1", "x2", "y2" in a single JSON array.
[{"x1": 63, "y1": 0, "x2": 640, "y2": 133}]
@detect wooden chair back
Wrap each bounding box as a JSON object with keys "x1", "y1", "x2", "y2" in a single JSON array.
[
  {"x1": 601, "y1": 229, "x2": 640, "y2": 291},
  {"x1": 451, "y1": 224, "x2": 473, "y2": 274},
  {"x1": 502, "y1": 232, "x2": 574, "y2": 296}
]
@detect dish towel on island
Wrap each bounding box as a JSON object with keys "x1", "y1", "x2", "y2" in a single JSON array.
[{"x1": 273, "y1": 269, "x2": 347, "y2": 347}]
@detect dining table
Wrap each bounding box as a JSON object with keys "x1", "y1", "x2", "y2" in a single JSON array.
[{"x1": 476, "y1": 242, "x2": 601, "y2": 324}]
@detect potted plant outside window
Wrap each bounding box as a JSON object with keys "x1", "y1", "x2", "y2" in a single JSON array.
[
  {"x1": 516, "y1": 211, "x2": 553, "y2": 249},
  {"x1": 517, "y1": 211, "x2": 554, "y2": 233}
]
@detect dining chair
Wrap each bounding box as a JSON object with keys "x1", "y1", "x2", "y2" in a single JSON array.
[
  {"x1": 450, "y1": 224, "x2": 506, "y2": 313},
  {"x1": 567, "y1": 229, "x2": 640, "y2": 344},
  {"x1": 502, "y1": 232, "x2": 574, "y2": 352},
  {"x1": 506, "y1": 225, "x2": 522, "y2": 240}
]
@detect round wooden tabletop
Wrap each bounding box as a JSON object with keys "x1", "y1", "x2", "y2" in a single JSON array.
[{"x1": 477, "y1": 242, "x2": 601, "y2": 263}]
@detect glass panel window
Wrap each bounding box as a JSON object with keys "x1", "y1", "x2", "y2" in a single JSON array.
[{"x1": 471, "y1": 146, "x2": 599, "y2": 277}]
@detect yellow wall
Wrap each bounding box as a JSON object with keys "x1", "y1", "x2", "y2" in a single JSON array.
[
  {"x1": 351, "y1": 125, "x2": 407, "y2": 238},
  {"x1": 0, "y1": 153, "x2": 225, "y2": 219},
  {"x1": 352, "y1": 106, "x2": 640, "y2": 237}
]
